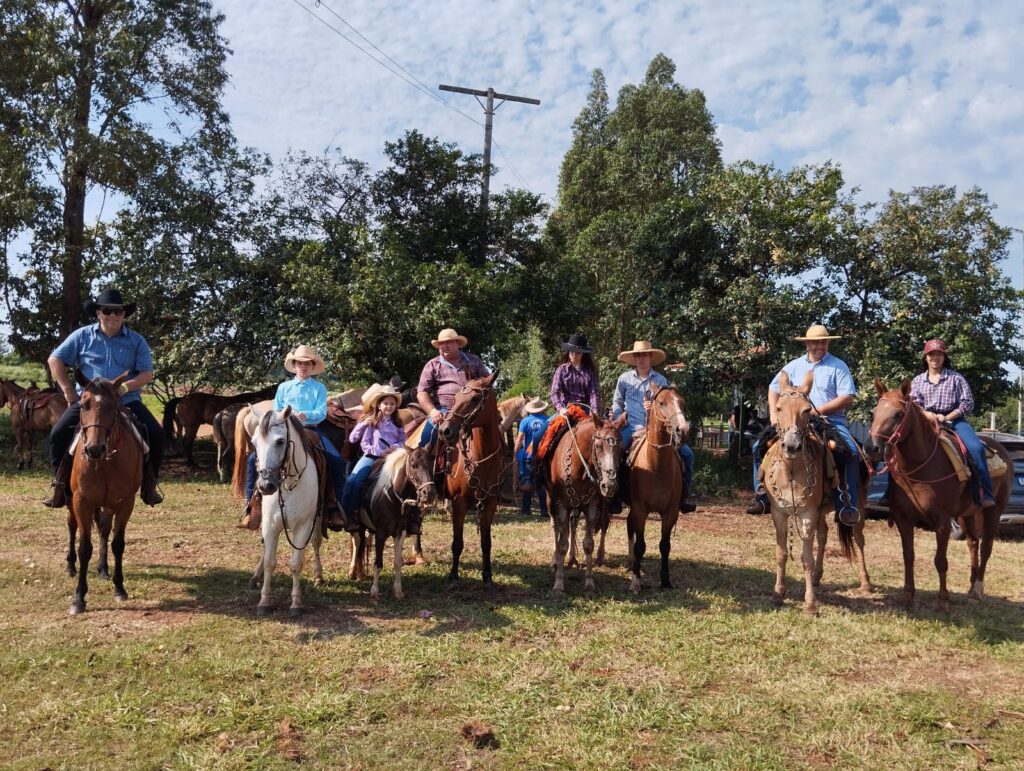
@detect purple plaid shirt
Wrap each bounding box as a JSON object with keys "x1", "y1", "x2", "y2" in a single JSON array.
[
  {"x1": 417, "y1": 352, "x2": 489, "y2": 410},
  {"x1": 349, "y1": 419, "x2": 406, "y2": 457},
  {"x1": 910, "y1": 369, "x2": 974, "y2": 416},
  {"x1": 550, "y1": 363, "x2": 601, "y2": 412}
]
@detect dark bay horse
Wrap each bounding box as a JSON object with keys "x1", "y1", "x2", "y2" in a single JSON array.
[
  {"x1": 65, "y1": 376, "x2": 144, "y2": 615},
  {"x1": 763, "y1": 372, "x2": 870, "y2": 615},
  {"x1": 625, "y1": 385, "x2": 688, "y2": 593},
  {"x1": 163, "y1": 384, "x2": 278, "y2": 465},
  {"x1": 212, "y1": 402, "x2": 247, "y2": 483},
  {"x1": 864, "y1": 379, "x2": 1010, "y2": 611},
  {"x1": 11, "y1": 387, "x2": 67, "y2": 469},
  {"x1": 438, "y1": 371, "x2": 504, "y2": 584},
  {"x1": 545, "y1": 413, "x2": 626, "y2": 594}
]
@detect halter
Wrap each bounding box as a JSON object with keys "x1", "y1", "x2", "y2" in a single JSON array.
[{"x1": 868, "y1": 395, "x2": 958, "y2": 485}]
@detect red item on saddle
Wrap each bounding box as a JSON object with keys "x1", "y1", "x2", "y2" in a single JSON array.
[{"x1": 536, "y1": 403, "x2": 590, "y2": 461}]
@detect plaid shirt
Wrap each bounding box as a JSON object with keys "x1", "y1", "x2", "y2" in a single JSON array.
[
  {"x1": 550, "y1": 363, "x2": 601, "y2": 412},
  {"x1": 910, "y1": 369, "x2": 974, "y2": 417}
]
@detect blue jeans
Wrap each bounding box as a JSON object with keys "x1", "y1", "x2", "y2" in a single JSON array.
[
  {"x1": 341, "y1": 453, "x2": 377, "y2": 517},
  {"x1": 951, "y1": 418, "x2": 995, "y2": 502},
  {"x1": 752, "y1": 421, "x2": 860, "y2": 512},
  {"x1": 246, "y1": 428, "x2": 345, "y2": 504},
  {"x1": 419, "y1": 406, "x2": 449, "y2": 447},
  {"x1": 621, "y1": 429, "x2": 694, "y2": 494},
  {"x1": 516, "y1": 448, "x2": 548, "y2": 516}
]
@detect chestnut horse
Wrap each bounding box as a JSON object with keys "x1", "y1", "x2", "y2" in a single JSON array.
[
  {"x1": 0, "y1": 378, "x2": 26, "y2": 410},
  {"x1": 65, "y1": 376, "x2": 144, "y2": 615},
  {"x1": 438, "y1": 371, "x2": 504, "y2": 584},
  {"x1": 11, "y1": 388, "x2": 67, "y2": 469},
  {"x1": 864, "y1": 379, "x2": 1010, "y2": 611},
  {"x1": 763, "y1": 372, "x2": 870, "y2": 615},
  {"x1": 625, "y1": 385, "x2": 689, "y2": 593},
  {"x1": 162, "y1": 383, "x2": 278, "y2": 465},
  {"x1": 545, "y1": 413, "x2": 627, "y2": 594}
]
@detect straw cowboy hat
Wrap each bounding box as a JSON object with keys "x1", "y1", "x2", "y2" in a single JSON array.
[
  {"x1": 618, "y1": 340, "x2": 666, "y2": 366},
  {"x1": 431, "y1": 328, "x2": 468, "y2": 348},
  {"x1": 558, "y1": 332, "x2": 594, "y2": 354},
  {"x1": 523, "y1": 397, "x2": 549, "y2": 414},
  {"x1": 284, "y1": 344, "x2": 326, "y2": 375},
  {"x1": 793, "y1": 324, "x2": 841, "y2": 341},
  {"x1": 83, "y1": 288, "x2": 137, "y2": 318},
  {"x1": 361, "y1": 383, "x2": 402, "y2": 412}
]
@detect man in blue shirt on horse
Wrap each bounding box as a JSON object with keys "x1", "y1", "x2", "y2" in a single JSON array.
[
  {"x1": 747, "y1": 324, "x2": 861, "y2": 525},
  {"x1": 44, "y1": 289, "x2": 165, "y2": 509}
]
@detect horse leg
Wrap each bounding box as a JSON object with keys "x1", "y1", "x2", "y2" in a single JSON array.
[
  {"x1": 480, "y1": 503, "x2": 496, "y2": 586},
  {"x1": 413, "y1": 533, "x2": 428, "y2": 566},
  {"x1": 801, "y1": 517, "x2": 819, "y2": 616},
  {"x1": 311, "y1": 530, "x2": 324, "y2": 587},
  {"x1": 250, "y1": 554, "x2": 264, "y2": 589},
  {"x1": 853, "y1": 520, "x2": 873, "y2": 594},
  {"x1": 596, "y1": 518, "x2": 608, "y2": 567},
  {"x1": 257, "y1": 527, "x2": 278, "y2": 616},
  {"x1": 448, "y1": 500, "x2": 466, "y2": 582},
  {"x1": 771, "y1": 513, "x2": 787, "y2": 606},
  {"x1": 629, "y1": 509, "x2": 647, "y2": 594},
  {"x1": 70, "y1": 514, "x2": 93, "y2": 615},
  {"x1": 552, "y1": 503, "x2": 569, "y2": 595},
  {"x1": 347, "y1": 533, "x2": 360, "y2": 580},
  {"x1": 934, "y1": 526, "x2": 951, "y2": 613},
  {"x1": 972, "y1": 507, "x2": 999, "y2": 599},
  {"x1": 111, "y1": 510, "x2": 129, "y2": 602},
  {"x1": 812, "y1": 514, "x2": 827, "y2": 587},
  {"x1": 182, "y1": 424, "x2": 199, "y2": 467},
  {"x1": 550, "y1": 504, "x2": 561, "y2": 574},
  {"x1": 393, "y1": 532, "x2": 405, "y2": 599},
  {"x1": 894, "y1": 517, "x2": 916, "y2": 610},
  {"x1": 96, "y1": 507, "x2": 112, "y2": 580},
  {"x1": 567, "y1": 514, "x2": 580, "y2": 569},
  {"x1": 370, "y1": 532, "x2": 385, "y2": 600},
  {"x1": 288, "y1": 544, "x2": 305, "y2": 617},
  {"x1": 582, "y1": 504, "x2": 597, "y2": 593},
  {"x1": 658, "y1": 511, "x2": 676, "y2": 590},
  {"x1": 66, "y1": 509, "x2": 77, "y2": 577}
]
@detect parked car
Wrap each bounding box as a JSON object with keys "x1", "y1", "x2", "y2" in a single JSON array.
[{"x1": 863, "y1": 430, "x2": 1024, "y2": 538}]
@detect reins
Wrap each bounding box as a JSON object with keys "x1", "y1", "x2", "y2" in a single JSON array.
[
  {"x1": 257, "y1": 415, "x2": 318, "y2": 551},
  {"x1": 443, "y1": 383, "x2": 508, "y2": 513},
  {"x1": 646, "y1": 386, "x2": 686, "y2": 450},
  {"x1": 870, "y1": 397, "x2": 959, "y2": 485}
]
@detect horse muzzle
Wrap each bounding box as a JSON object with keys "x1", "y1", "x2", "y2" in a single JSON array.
[
  {"x1": 84, "y1": 442, "x2": 106, "y2": 461},
  {"x1": 418, "y1": 484, "x2": 438, "y2": 506},
  {"x1": 863, "y1": 437, "x2": 884, "y2": 463},
  {"x1": 257, "y1": 467, "x2": 282, "y2": 495}
]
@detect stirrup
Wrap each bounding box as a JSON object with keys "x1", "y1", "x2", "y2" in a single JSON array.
[
  {"x1": 836, "y1": 506, "x2": 860, "y2": 526},
  {"x1": 43, "y1": 482, "x2": 67, "y2": 509}
]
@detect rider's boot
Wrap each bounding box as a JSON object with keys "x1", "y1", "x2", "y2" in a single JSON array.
[
  {"x1": 43, "y1": 457, "x2": 73, "y2": 508},
  {"x1": 744, "y1": 492, "x2": 770, "y2": 516},
  {"x1": 140, "y1": 459, "x2": 163, "y2": 506}
]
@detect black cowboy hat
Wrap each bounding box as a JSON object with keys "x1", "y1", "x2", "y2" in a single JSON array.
[
  {"x1": 388, "y1": 374, "x2": 406, "y2": 389},
  {"x1": 559, "y1": 332, "x2": 593, "y2": 354},
  {"x1": 83, "y1": 288, "x2": 137, "y2": 318}
]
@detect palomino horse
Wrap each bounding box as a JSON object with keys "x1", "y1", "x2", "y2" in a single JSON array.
[
  {"x1": 863, "y1": 379, "x2": 1010, "y2": 611},
  {"x1": 11, "y1": 387, "x2": 67, "y2": 469},
  {"x1": 545, "y1": 413, "x2": 627, "y2": 594},
  {"x1": 248, "y1": 406, "x2": 323, "y2": 617},
  {"x1": 65, "y1": 376, "x2": 144, "y2": 615},
  {"x1": 355, "y1": 447, "x2": 437, "y2": 599},
  {"x1": 437, "y1": 371, "x2": 504, "y2": 584},
  {"x1": 762, "y1": 372, "x2": 870, "y2": 615},
  {"x1": 625, "y1": 385, "x2": 688, "y2": 593},
  {"x1": 162, "y1": 384, "x2": 278, "y2": 466}
]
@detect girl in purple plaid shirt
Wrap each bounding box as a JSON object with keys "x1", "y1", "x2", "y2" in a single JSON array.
[{"x1": 910, "y1": 338, "x2": 995, "y2": 508}]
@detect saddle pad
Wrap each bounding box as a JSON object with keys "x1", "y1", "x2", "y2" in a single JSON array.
[
  {"x1": 985, "y1": 444, "x2": 1007, "y2": 478},
  {"x1": 938, "y1": 435, "x2": 972, "y2": 483},
  {"x1": 626, "y1": 428, "x2": 647, "y2": 468}
]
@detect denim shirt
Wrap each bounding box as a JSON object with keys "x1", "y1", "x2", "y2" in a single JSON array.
[
  {"x1": 51, "y1": 323, "x2": 154, "y2": 404},
  {"x1": 769, "y1": 352, "x2": 856, "y2": 424}
]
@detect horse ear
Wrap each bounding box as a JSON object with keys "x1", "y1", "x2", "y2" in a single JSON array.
[
  {"x1": 874, "y1": 378, "x2": 886, "y2": 397},
  {"x1": 281, "y1": 405, "x2": 292, "y2": 420},
  {"x1": 486, "y1": 368, "x2": 499, "y2": 385},
  {"x1": 779, "y1": 371, "x2": 791, "y2": 391},
  {"x1": 613, "y1": 413, "x2": 628, "y2": 430},
  {"x1": 799, "y1": 371, "x2": 814, "y2": 395},
  {"x1": 112, "y1": 371, "x2": 130, "y2": 388},
  {"x1": 259, "y1": 408, "x2": 273, "y2": 436},
  {"x1": 592, "y1": 413, "x2": 604, "y2": 428},
  {"x1": 900, "y1": 378, "x2": 912, "y2": 397}
]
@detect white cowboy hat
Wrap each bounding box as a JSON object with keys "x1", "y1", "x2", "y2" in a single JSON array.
[
  {"x1": 523, "y1": 397, "x2": 548, "y2": 414},
  {"x1": 284, "y1": 344, "x2": 326, "y2": 375},
  {"x1": 618, "y1": 340, "x2": 666, "y2": 366},
  {"x1": 431, "y1": 328, "x2": 468, "y2": 348},
  {"x1": 793, "y1": 324, "x2": 841, "y2": 341},
  {"x1": 361, "y1": 383, "x2": 402, "y2": 412}
]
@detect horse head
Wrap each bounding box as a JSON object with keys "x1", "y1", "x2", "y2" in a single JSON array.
[
  {"x1": 404, "y1": 446, "x2": 438, "y2": 507},
  {"x1": 775, "y1": 371, "x2": 815, "y2": 459},
  {"x1": 440, "y1": 370, "x2": 498, "y2": 442},
  {"x1": 254, "y1": 405, "x2": 292, "y2": 495},
  {"x1": 80, "y1": 373, "x2": 128, "y2": 461},
  {"x1": 592, "y1": 413, "x2": 628, "y2": 498},
  {"x1": 649, "y1": 385, "x2": 688, "y2": 447},
  {"x1": 863, "y1": 377, "x2": 914, "y2": 463}
]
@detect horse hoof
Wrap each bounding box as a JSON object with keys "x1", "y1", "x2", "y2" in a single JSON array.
[
  {"x1": 66, "y1": 566, "x2": 76, "y2": 577},
  {"x1": 394, "y1": 590, "x2": 405, "y2": 600},
  {"x1": 313, "y1": 577, "x2": 324, "y2": 588},
  {"x1": 660, "y1": 582, "x2": 673, "y2": 591},
  {"x1": 414, "y1": 555, "x2": 429, "y2": 566},
  {"x1": 113, "y1": 590, "x2": 128, "y2": 602},
  {"x1": 771, "y1": 592, "x2": 785, "y2": 607},
  {"x1": 629, "y1": 580, "x2": 641, "y2": 595},
  {"x1": 256, "y1": 605, "x2": 272, "y2": 617},
  {"x1": 97, "y1": 569, "x2": 110, "y2": 580},
  {"x1": 567, "y1": 559, "x2": 580, "y2": 570},
  {"x1": 594, "y1": 558, "x2": 605, "y2": 568},
  {"x1": 584, "y1": 581, "x2": 595, "y2": 593},
  {"x1": 69, "y1": 601, "x2": 85, "y2": 615},
  {"x1": 289, "y1": 607, "x2": 303, "y2": 618},
  {"x1": 937, "y1": 600, "x2": 950, "y2": 614},
  {"x1": 370, "y1": 589, "x2": 380, "y2": 600},
  {"x1": 804, "y1": 605, "x2": 819, "y2": 617}
]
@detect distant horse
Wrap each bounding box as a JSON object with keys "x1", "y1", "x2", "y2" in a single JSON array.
[
  {"x1": 11, "y1": 388, "x2": 66, "y2": 469},
  {"x1": 544, "y1": 412, "x2": 626, "y2": 594},
  {"x1": 352, "y1": 447, "x2": 437, "y2": 599},
  {"x1": 762, "y1": 372, "x2": 870, "y2": 615},
  {"x1": 65, "y1": 376, "x2": 144, "y2": 615},
  {"x1": 625, "y1": 385, "x2": 688, "y2": 593},
  {"x1": 438, "y1": 371, "x2": 504, "y2": 584},
  {"x1": 163, "y1": 384, "x2": 278, "y2": 466},
  {"x1": 0, "y1": 378, "x2": 26, "y2": 410},
  {"x1": 864, "y1": 379, "x2": 1010, "y2": 611},
  {"x1": 212, "y1": 402, "x2": 247, "y2": 483},
  {"x1": 248, "y1": 406, "x2": 323, "y2": 617}
]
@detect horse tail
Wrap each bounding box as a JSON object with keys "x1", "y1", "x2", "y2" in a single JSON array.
[
  {"x1": 837, "y1": 520, "x2": 856, "y2": 561},
  {"x1": 162, "y1": 397, "x2": 181, "y2": 446},
  {"x1": 231, "y1": 405, "x2": 254, "y2": 498}
]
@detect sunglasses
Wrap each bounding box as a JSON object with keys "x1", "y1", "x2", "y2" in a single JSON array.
[{"x1": 99, "y1": 307, "x2": 125, "y2": 316}]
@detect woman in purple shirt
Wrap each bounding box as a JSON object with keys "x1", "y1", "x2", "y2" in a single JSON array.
[{"x1": 550, "y1": 332, "x2": 601, "y2": 414}]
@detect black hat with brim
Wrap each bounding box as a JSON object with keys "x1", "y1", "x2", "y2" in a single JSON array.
[
  {"x1": 558, "y1": 332, "x2": 593, "y2": 354},
  {"x1": 84, "y1": 288, "x2": 136, "y2": 318}
]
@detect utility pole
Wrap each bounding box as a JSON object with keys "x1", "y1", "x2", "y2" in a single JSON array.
[
  {"x1": 438, "y1": 84, "x2": 540, "y2": 216},
  {"x1": 1013, "y1": 227, "x2": 1024, "y2": 435}
]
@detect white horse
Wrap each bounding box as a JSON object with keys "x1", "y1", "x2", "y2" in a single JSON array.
[{"x1": 248, "y1": 406, "x2": 323, "y2": 617}]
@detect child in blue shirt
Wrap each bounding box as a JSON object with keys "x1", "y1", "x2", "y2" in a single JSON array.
[{"x1": 515, "y1": 398, "x2": 550, "y2": 517}]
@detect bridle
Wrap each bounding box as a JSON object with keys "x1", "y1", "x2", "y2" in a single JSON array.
[
  {"x1": 647, "y1": 386, "x2": 687, "y2": 449},
  {"x1": 775, "y1": 389, "x2": 815, "y2": 450},
  {"x1": 442, "y1": 382, "x2": 507, "y2": 511},
  {"x1": 79, "y1": 381, "x2": 126, "y2": 462},
  {"x1": 868, "y1": 395, "x2": 957, "y2": 484},
  {"x1": 256, "y1": 414, "x2": 315, "y2": 550},
  {"x1": 562, "y1": 414, "x2": 621, "y2": 509}
]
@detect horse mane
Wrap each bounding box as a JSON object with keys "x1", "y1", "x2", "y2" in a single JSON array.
[
  {"x1": 368, "y1": 448, "x2": 407, "y2": 502},
  {"x1": 497, "y1": 394, "x2": 528, "y2": 434}
]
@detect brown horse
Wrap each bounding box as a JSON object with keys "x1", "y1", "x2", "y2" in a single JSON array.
[
  {"x1": 438, "y1": 371, "x2": 504, "y2": 584},
  {"x1": 762, "y1": 372, "x2": 870, "y2": 615},
  {"x1": 545, "y1": 413, "x2": 627, "y2": 594},
  {"x1": 864, "y1": 379, "x2": 1010, "y2": 611},
  {"x1": 0, "y1": 378, "x2": 27, "y2": 410},
  {"x1": 65, "y1": 375, "x2": 144, "y2": 615},
  {"x1": 11, "y1": 388, "x2": 67, "y2": 469},
  {"x1": 625, "y1": 385, "x2": 688, "y2": 593},
  {"x1": 163, "y1": 384, "x2": 278, "y2": 465},
  {"x1": 212, "y1": 402, "x2": 247, "y2": 483}
]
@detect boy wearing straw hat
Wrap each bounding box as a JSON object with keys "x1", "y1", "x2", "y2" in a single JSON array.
[
  {"x1": 514, "y1": 397, "x2": 551, "y2": 517},
  {"x1": 610, "y1": 341, "x2": 696, "y2": 514},
  {"x1": 746, "y1": 324, "x2": 862, "y2": 524},
  {"x1": 416, "y1": 328, "x2": 490, "y2": 447}
]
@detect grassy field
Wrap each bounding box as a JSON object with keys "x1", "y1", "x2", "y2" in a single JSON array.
[{"x1": 1, "y1": 426, "x2": 1023, "y2": 769}]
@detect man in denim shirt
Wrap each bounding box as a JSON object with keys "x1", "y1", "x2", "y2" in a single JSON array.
[{"x1": 44, "y1": 289, "x2": 165, "y2": 508}]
